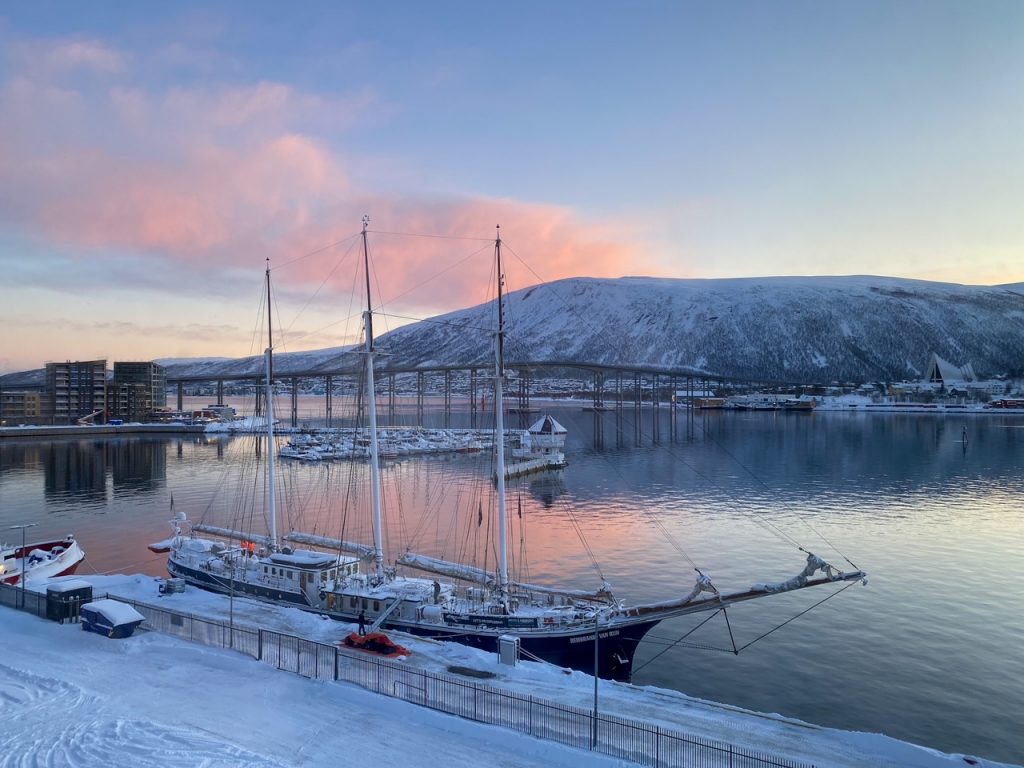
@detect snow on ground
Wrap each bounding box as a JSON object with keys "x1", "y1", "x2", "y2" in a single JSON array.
[
  {"x1": 3, "y1": 607, "x2": 628, "y2": 768},
  {"x1": 8, "y1": 573, "x2": 1018, "y2": 768}
]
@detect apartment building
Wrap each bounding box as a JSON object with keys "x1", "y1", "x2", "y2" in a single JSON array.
[
  {"x1": 45, "y1": 360, "x2": 107, "y2": 424},
  {"x1": 111, "y1": 361, "x2": 167, "y2": 421}
]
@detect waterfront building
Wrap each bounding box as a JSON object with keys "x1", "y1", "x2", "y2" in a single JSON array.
[
  {"x1": 45, "y1": 360, "x2": 107, "y2": 424},
  {"x1": 111, "y1": 362, "x2": 167, "y2": 422},
  {"x1": 0, "y1": 390, "x2": 45, "y2": 424}
]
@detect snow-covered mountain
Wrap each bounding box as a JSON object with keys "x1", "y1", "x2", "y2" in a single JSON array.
[
  {"x1": 372, "y1": 275, "x2": 1024, "y2": 384},
  {"x1": 4, "y1": 276, "x2": 1021, "y2": 386}
]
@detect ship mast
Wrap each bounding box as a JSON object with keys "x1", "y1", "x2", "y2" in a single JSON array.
[
  {"x1": 265, "y1": 258, "x2": 278, "y2": 549},
  {"x1": 493, "y1": 226, "x2": 509, "y2": 605},
  {"x1": 362, "y1": 216, "x2": 386, "y2": 579}
]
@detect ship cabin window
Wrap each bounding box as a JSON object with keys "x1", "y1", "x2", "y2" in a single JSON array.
[
  {"x1": 373, "y1": 600, "x2": 380, "y2": 611},
  {"x1": 350, "y1": 597, "x2": 357, "y2": 608},
  {"x1": 271, "y1": 568, "x2": 277, "y2": 576},
  {"x1": 287, "y1": 570, "x2": 293, "y2": 579}
]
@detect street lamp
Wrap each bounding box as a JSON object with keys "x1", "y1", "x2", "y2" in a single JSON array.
[
  {"x1": 10, "y1": 523, "x2": 37, "y2": 609},
  {"x1": 592, "y1": 617, "x2": 601, "y2": 749}
]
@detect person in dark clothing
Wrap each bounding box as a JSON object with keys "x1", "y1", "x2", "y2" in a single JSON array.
[{"x1": 357, "y1": 610, "x2": 367, "y2": 635}]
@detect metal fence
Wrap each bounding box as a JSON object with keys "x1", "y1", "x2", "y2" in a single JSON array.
[{"x1": 4, "y1": 582, "x2": 813, "y2": 768}]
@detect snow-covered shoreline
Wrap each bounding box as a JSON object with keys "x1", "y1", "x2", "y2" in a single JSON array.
[{"x1": 12, "y1": 573, "x2": 1017, "y2": 768}]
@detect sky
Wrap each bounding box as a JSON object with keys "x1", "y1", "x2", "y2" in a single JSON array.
[
  {"x1": 7, "y1": 574, "x2": 1015, "y2": 767},
  {"x1": 1, "y1": 2, "x2": 1022, "y2": 373}
]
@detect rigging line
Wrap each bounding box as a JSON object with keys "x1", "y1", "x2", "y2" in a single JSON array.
[
  {"x1": 500, "y1": 240, "x2": 834, "y2": 561},
  {"x1": 580, "y1": 406, "x2": 794, "y2": 560},
  {"x1": 630, "y1": 610, "x2": 727, "y2": 675},
  {"x1": 734, "y1": 579, "x2": 861, "y2": 653},
  {"x1": 271, "y1": 231, "x2": 363, "y2": 271},
  {"x1": 490, "y1": 249, "x2": 694, "y2": 574},
  {"x1": 374, "y1": 241, "x2": 494, "y2": 325},
  {"x1": 368, "y1": 228, "x2": 493, "y2": 243},
  {"x1": 283, "y1": 236, "x2": 361, "y2": 339},
  {"x1": 550, "y1": 413, "x2": 699, "y2": 569},
  {"x1": 701, "y1": 431, "x2": 857, "y2": 567},
  {"x1": 376, "y1": 312, "x2": 494, "y2": 335}
]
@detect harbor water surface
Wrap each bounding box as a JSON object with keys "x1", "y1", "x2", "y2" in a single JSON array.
[{"x1": 2, "y1": 402, "x2": 1022, "y2": 764}]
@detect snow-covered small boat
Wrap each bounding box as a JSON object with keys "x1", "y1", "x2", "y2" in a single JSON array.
[{"x1": 0, "y1": 535, "x2": 85, "y2": 586}]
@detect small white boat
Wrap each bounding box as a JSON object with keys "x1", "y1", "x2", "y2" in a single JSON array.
[{"x1": 0, "y1": 535, "x2": 85, "y2": 586}]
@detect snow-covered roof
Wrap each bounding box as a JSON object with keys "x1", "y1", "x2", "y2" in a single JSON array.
[
  {"x1": 45, "y1": 578, "x2": 92, "y2": 593},
  {"x1": 270, "y1": 550, "x2": 338, "y2": 568},
  {"x1": 82, "y1": 598, "x2": 145, "y2": 625},
  {"x1": 528, "y1": 415, "x2": 567, "y2": 435}
]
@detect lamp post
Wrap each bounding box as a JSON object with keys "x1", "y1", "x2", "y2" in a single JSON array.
[
  {"x1": 10, "y1": 523, "x2": 37, "y2": 609},
  {"x1": 592, "y1": 617, "x2": 600, "y2": 749}
]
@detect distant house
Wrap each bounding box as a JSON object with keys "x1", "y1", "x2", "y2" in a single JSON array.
[{"x1": 923, "y1": 353, "x2": 975, "y2": 388}]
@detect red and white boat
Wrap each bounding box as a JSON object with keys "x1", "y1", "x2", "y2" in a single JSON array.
[{"x1": 0, "y1": 535, "x2": 85, "y2": 586}]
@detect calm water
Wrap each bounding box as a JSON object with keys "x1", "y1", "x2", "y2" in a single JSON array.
[{"x1": 2, "y1": 404, "x2": 1022, "y2": 764}]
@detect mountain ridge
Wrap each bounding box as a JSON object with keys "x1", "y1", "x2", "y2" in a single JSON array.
[{"x1": 2, "y1": 275, "x2": 1021, "y2": 386}]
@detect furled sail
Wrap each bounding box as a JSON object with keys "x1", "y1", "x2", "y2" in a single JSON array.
[
  {"x1": 397, "y1": 553, "x2": 494, "y2": 585},
  {"x1": 191, "y1": 525, "x2": 273, "y2": 548},
  {"x1": 282, "y1": 532, "x2": 375, "y2": 559},
  {"x1": 510, "y1": 581, "x2": 616, "y2": 603},
  {"x1": 399, "y1": 553, "x2": 616, "y2": 602}
]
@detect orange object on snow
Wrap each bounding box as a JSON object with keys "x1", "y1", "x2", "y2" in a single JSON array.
[{"x1": 341, "y1": 632, "x2": 411, "y2": 657}]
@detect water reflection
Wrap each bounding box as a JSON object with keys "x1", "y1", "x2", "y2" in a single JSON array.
[{"x1": 0, "y1": 410, "x2": 1022, "y2": 763}]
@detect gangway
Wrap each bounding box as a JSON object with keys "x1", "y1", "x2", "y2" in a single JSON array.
[{"x1": 76, "y1": 410, "x2": 104, "y2": 425}]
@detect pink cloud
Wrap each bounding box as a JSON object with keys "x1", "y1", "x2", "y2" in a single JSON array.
[
  {"x1": 0, "y1": 43, "x2": 658, "y2": 325},
  {"x1": 7, "y1": 37, "x2": 128, "y2": 75}
]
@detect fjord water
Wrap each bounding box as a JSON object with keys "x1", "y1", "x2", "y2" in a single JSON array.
[{"x1": 2, "y1": 406, "x2": 1022, "y2": 764}]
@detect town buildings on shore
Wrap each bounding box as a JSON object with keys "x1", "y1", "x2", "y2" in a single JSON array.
[{"x1": 0, "y1": 360, "x2": 166, "y2": 425}]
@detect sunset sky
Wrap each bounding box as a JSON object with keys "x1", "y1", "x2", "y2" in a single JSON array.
[{"x1": 1, "y1": 2, "x2": 1021, "y2": 373}]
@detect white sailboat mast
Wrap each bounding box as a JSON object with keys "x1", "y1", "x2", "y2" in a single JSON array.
[
  {"x1": 361, "y1": 216, "x2": 386, "y2": 578},
  {"x1": 493, "y1": 227, "x2": 509, "y2": 603},
  {"x1": 265, "y1": 259, "x2": 278, "y2": 549}
]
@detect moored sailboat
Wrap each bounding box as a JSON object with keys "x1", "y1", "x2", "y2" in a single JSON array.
[{"x1": 163, "y1": 221, "x2": 867, "y2": 680}]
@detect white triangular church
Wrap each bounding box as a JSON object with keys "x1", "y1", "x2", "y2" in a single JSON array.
[{"x1": 923, "y1": 353, "x2": 975, "y2": 387}]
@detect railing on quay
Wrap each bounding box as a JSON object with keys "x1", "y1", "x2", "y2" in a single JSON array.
[{"x1": 2, "y1": 582, "x2": 813, "y2": 768}]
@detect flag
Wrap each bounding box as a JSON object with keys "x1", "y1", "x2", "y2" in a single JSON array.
[{"x1": 478, "y1": 502, "x2": 483, "y2": 527}]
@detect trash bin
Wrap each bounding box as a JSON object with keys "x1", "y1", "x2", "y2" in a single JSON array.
[{"x1": 81, "y1": 599, "x2": 145, "y2": 638}]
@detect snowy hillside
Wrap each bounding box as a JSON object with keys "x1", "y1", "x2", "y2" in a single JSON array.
[
  {"x1": 154, "y1": 346, "x2": 356, "y2": 380},
  {"x1": 6, "y1": 276, "x2": 1019, "y2": 386},
  {"x1": 375, "y1": 275, "x2": 1024, "y2": 383}
]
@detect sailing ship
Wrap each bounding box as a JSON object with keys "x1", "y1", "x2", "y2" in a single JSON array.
[{"x1": 164, "y1": 220, "x2": 867, "y2": 681}]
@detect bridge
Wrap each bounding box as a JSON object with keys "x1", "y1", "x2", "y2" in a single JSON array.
[{"x1": 165, "y1": 359, "x2": 744, "y2": 429}]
